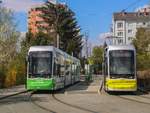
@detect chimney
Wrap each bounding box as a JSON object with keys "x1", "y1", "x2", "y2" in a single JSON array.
[{"x1": 144, "y1": 8, "x2": 149, "y2": 16}]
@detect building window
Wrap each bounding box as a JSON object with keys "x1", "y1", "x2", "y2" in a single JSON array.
[
  {"x1": 117, "y1": 32, "x2": 123, "y2": 37},
  {"x1": 128, "y1": 37, "x2": 133, "y2": 41},
  {"x1": 118, "y1": 39, "x2": 123, "y2": 44},
  {"x1": 117, "y1": 22, "x2": 123, "y2": 28},
  {"x1": 128, "y1": 29, "x2": 132, "y2": 34}
]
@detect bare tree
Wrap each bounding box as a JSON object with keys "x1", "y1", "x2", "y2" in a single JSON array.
[{"x1": 0, "y1": 7, "x2": 19, "y2": 65}]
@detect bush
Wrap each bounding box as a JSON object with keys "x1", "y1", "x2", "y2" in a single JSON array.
[
  {"x1": 137, "y1": 70, "x2": 150, "y2": 90},
  {"x1": 3, "y1": 54, "x2": 26, "y2": 88},
  {"x1": 4, "y1": 67, "x2": 17, "y2": 87},
  {"x1": 137, "y1": 54, "x2": 150, "y2": 70},
  {"x1": 0, "y1": 66, "x2": 6, "y2": 88}
]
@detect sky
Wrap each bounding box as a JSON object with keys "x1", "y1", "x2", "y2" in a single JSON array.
[{"x1": 1, "y1": 0, "x2": 150, "y2": 45}]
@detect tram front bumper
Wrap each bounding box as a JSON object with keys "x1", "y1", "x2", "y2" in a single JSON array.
[
  {"x1": 106, "y1": 79, "x2": 137, "y2": 91},
  {"x1": 26, "y1": 78, "x2": 55, "y2": 90}
]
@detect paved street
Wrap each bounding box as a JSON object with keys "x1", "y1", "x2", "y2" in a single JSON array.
[{"x1": 0, "y1": 75, "x2": 150, "y2": 113}]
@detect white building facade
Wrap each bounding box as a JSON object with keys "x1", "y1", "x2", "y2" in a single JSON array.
[{"x1": 112, "y1": 7, "x2": 150, "y2": 45}]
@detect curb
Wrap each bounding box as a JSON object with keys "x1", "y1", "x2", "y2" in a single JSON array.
[
  {"x1": 99, "y1": 80, "x2": 103, "y2": 93},
  {"x1": 0, "y1": 90, "x2": 29, "y2": 100}
]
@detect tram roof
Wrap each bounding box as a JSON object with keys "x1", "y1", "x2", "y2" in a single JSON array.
[
  {"x1": 106, "y1": 45, "x2": 135, "y2": 51},
  {"x1": 28, "y1": 46, "x2": 80, "y2": 62}
]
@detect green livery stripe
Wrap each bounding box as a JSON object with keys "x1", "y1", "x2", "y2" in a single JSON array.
[{"x1": 27, "y1": 78, "x2": 55, "y2": 90}]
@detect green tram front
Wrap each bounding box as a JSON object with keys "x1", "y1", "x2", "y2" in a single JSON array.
[
  {"x1": 27, "y1": 47, "x2": 54, "y2": 90},
  {"x1": 103, "y1": 45, "x2": 137, "y2": 92}
]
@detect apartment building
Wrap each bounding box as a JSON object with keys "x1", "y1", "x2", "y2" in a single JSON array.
[
  {"x1": 28, "y1": 5, "x2": 54, "y2": 35},
  {"x1": 112, "y1": 5, "x2": 150, "y2": 45}
]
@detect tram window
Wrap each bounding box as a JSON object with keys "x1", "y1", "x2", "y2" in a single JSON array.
[
  {"x1": 109, "y1": 50, "x2": 134, "y2": 76},
  {"x1": 28, "y1": 51, "x2": 52, "y2": 77},
  {"x1": 60, "y1": 65, "x2": 65, "y2": 76},
  {"x1": 71, "y1": 64, "x2": 74, "y2": 75},
  {"x1": 71, "y1": 64, "x2": 76, "y2": 75},
  {"x1": 57, "y1": 64, "x2": 61, "y2": 76},
  {"x1": 76, "y1": 65, "x2": 80, "y2": 75},
  {"x1": 54, "y1": 52, "x2": 65, "y2": 77},
  {"x1": 53, "y1": 61, "x2": 65, "y2": 77},
  {"x1": 65, "y1": 65, "x2": 69, "y2": 75}
]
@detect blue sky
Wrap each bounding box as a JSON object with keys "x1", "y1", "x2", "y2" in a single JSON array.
[{"x1": 2, "y1": 0, "x2": 150, "y2": 45}]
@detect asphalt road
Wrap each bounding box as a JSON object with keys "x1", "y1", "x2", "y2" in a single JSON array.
[{"x1": 0, "y1": 75, "x2": 150, "y2": 113}]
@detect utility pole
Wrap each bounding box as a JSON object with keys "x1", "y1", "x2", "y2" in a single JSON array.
[{"x1": 85, "y1": 32, "x2": 89, "y2": 59}]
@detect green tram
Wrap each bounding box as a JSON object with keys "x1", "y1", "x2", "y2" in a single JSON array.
[
  {"x1": 26, "y1": 46, "x2": 80, "y2": 90},
  {"x1": 103, "y1": 45, "x2": 137, "y2": 92}
]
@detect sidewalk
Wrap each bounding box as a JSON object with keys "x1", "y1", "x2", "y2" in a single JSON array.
[
  {"x1": 0, "y1": 85, "x2": 26, "y2": 99},
  {"x1": 86, "y1": 76, "x2": 102, "y2": 92}
]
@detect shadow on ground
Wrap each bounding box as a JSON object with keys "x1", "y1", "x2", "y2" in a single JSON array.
[{"x1": 106, "y1": 89, "x2": 148, "y2": 96}]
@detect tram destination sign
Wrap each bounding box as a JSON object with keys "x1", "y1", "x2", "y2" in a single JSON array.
[{"x1": 110, "y1": 50, "x2": 133, "y2": 57}]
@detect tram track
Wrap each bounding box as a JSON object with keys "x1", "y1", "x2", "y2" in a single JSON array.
[
  {"x1": 29, "y1": 91, "x2": 57, "y2": 113},
  {"x1": 99, "y1": 81, "x2": 150, "y2": 105},
  {"x1": 110, "y1": 90, "x2": 150, "y2": 105},
  {"x1": 0, "y1": 83, "x2": 99, "y2": 113},
  {"x1": 117, "y1": 95, "x2": 150, "y2": 105},
  {"x1": 99, "y1": 77, "x2": 150, "y2": 106},
  {"x1": 31, "y1": 90, "x2": 99, "y2": 113},
  {"x1": 0, "y1": 90, "x2": 30, "y2": 100},
  {"x1": 31, "y1": 95, "x2": 56, "y2": 113},
  {"x1": 51, "y1": 93, "x2": 98, "y2": 113},
  {"x1": 0, "y1": 90, "x2": 56, "y2": 113}
]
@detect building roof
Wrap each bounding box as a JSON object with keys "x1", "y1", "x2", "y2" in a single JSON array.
[{"x1": 113, "y1": 12, "x2": 150, "y2": 21}]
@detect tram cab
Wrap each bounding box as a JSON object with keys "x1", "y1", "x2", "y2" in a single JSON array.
[{"x1": 103, "y1": 45, "x2": 137, "y2": 92}]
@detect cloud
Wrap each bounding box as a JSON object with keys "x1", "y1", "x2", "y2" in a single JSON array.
[
  {"x1": 87, "y1": 33, "x2": 112, "y2": 48},
  {"x1": 98, "y1": 32, "x2": 112, "y2": 45},
  {"x1": 2, "y1": 0, "x2": 44, "y2": 12}
]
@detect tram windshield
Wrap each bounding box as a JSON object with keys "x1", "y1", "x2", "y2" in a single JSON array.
[
  {"x1": 28, "y1": 51, "x2": 52, "y2": 77},
  {"x1": 109, "y1": 50, "x2": 135, "y2": 78}
]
